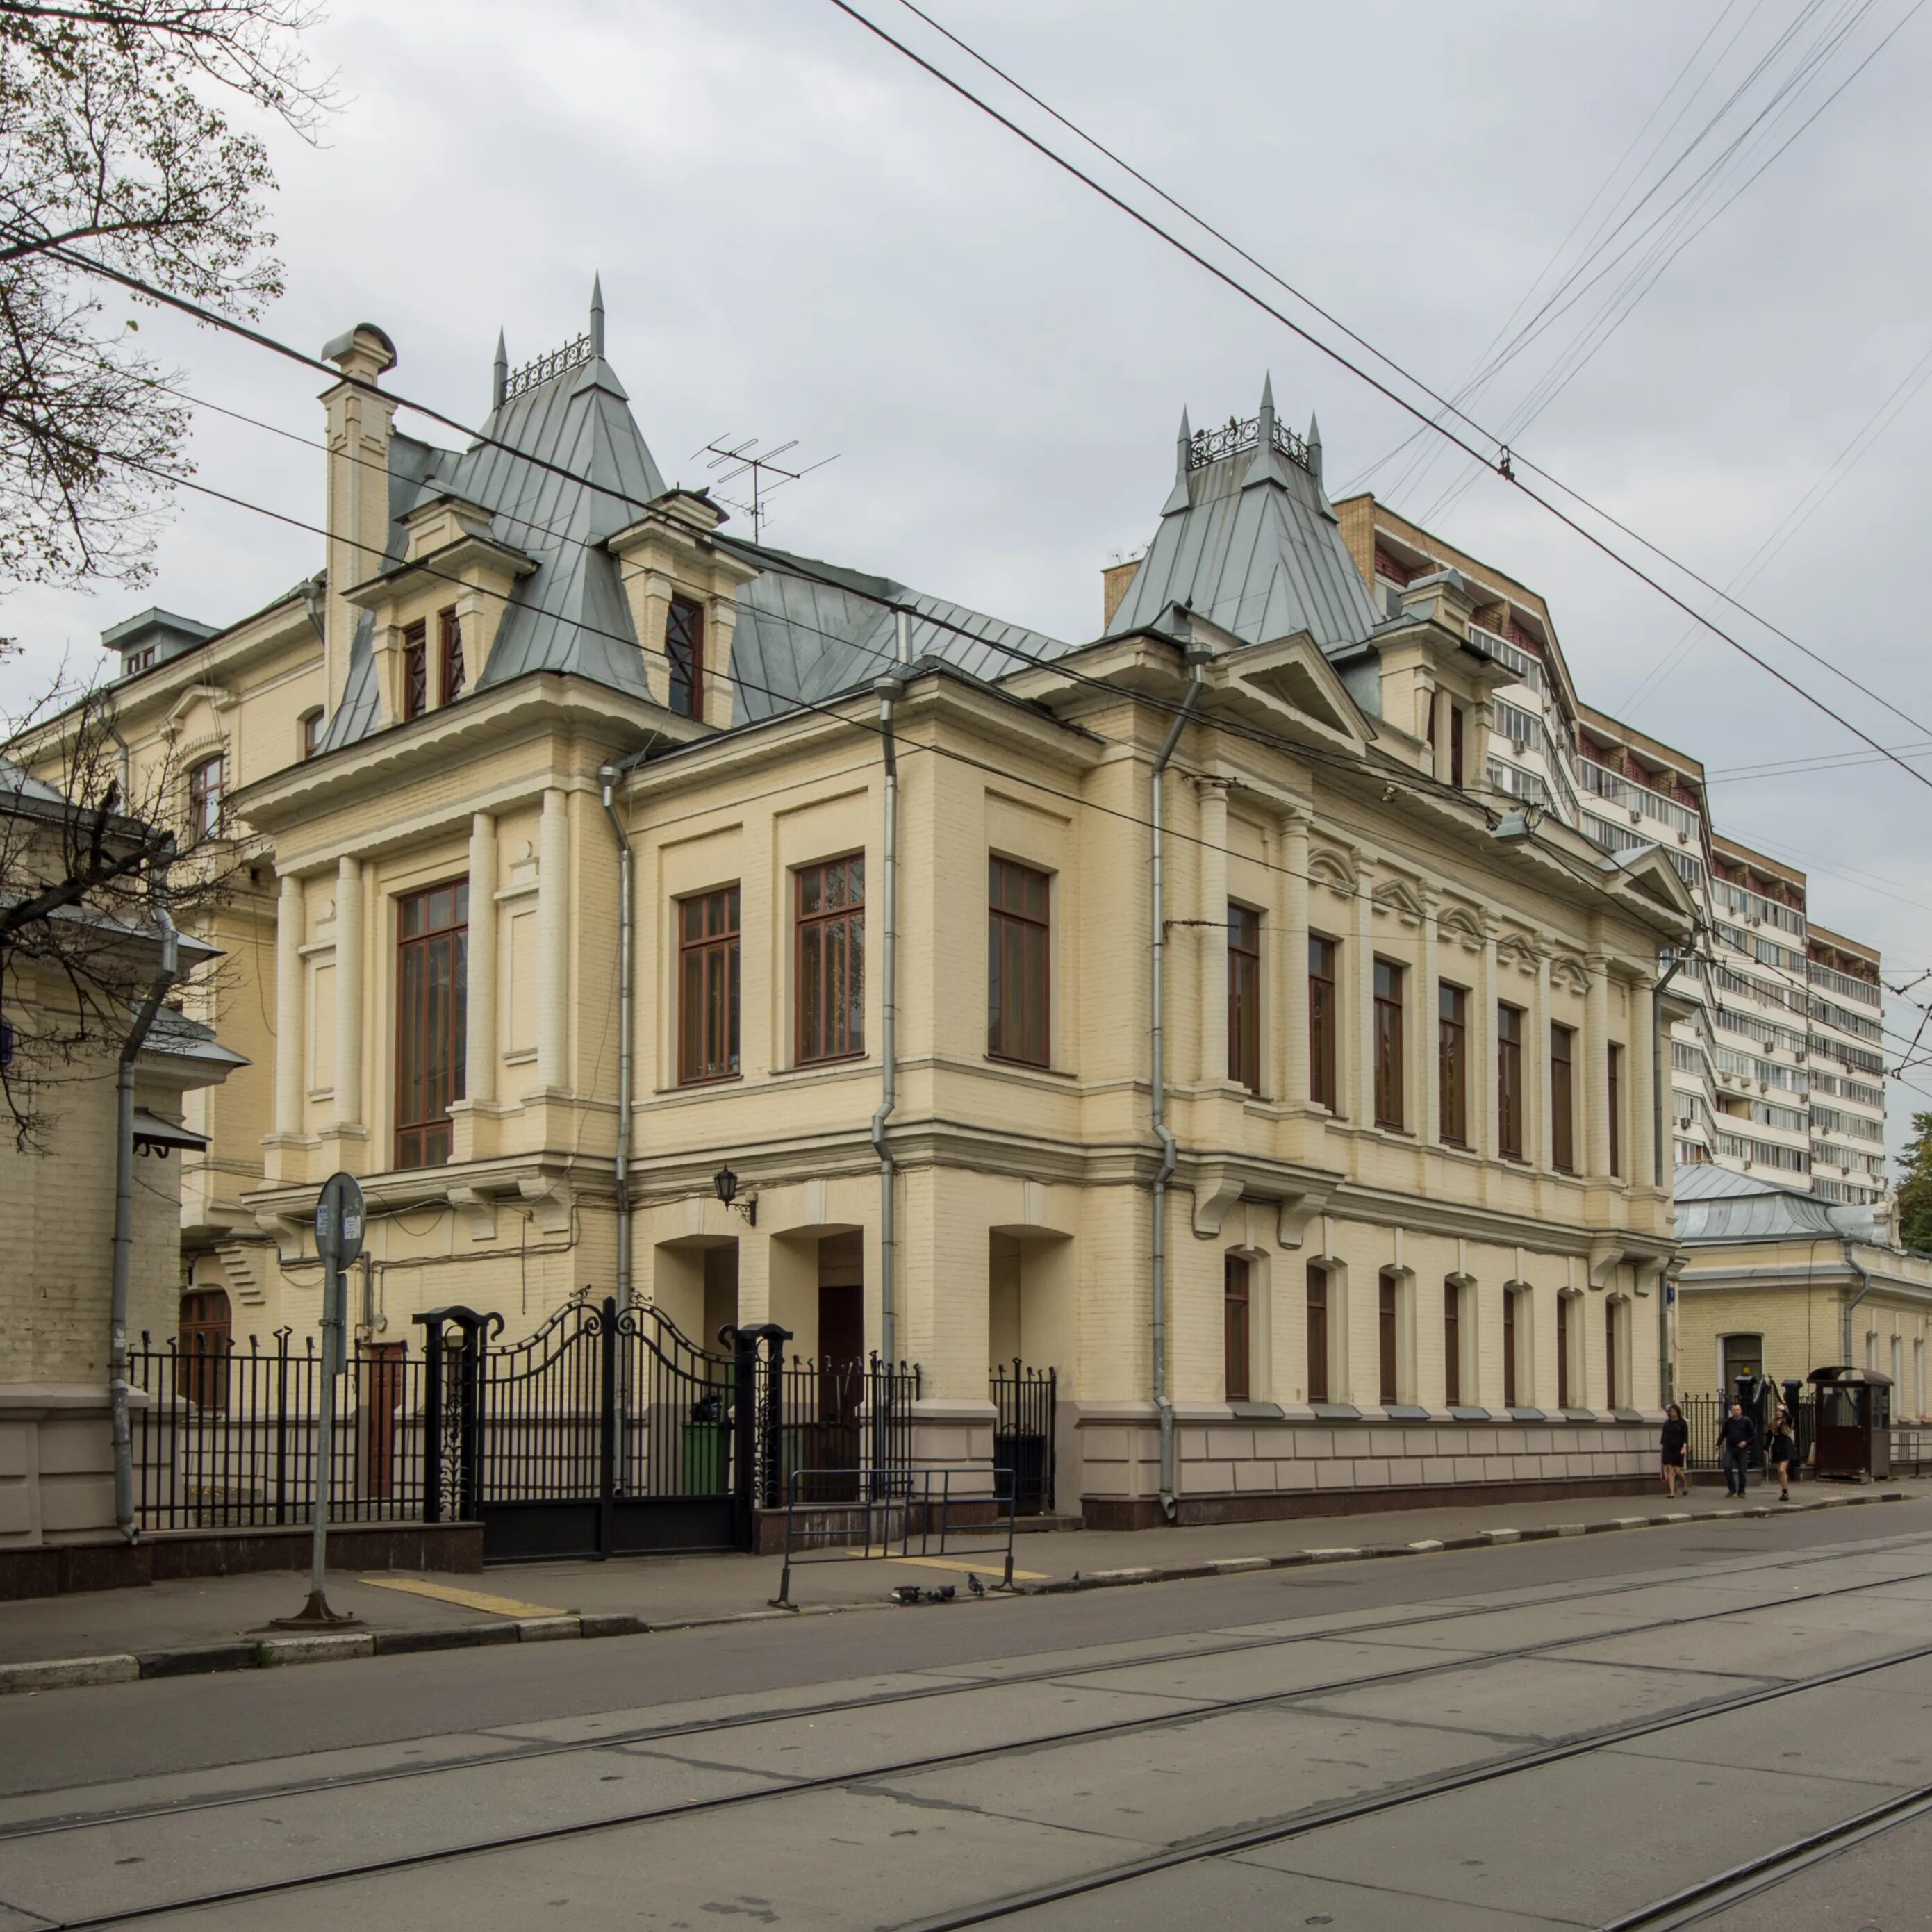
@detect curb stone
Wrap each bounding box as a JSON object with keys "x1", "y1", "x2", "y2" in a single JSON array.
[{"x1": 0, "y1": 1489, "x2": 1908, "y2": 1696}]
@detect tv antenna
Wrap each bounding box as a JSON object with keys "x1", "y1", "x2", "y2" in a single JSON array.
[{"x1": 693, "y1": 434, "x2": 839, "y2": 542}]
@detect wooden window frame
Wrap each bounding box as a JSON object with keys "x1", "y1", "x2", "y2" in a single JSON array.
[
  {"x1": 438, "y1": 605, "x2": 465, "y2": 705},
  {"x1": 1228, "y1": 902, "x2": 1262, "y2": 1092},
  {"x1": 187, "y1": 754, "x2": 226, "y2": 841},
  {"x1": 1551, "y1": 1022, "x2": 1576, "y2": 1173},
  {"x1": 1605, "y1": 1299, "x2": 1621, "y2": 1410},
  {"x1": 1608, "y1": 1043, "x2": 1624, "y2": 1178},
  {"x1": 299, "y1": 709, "x2": 324, "y2": 761},
  {"x1": 394, "y1": 880, "x2": 469, "y2": 1169},
  {"x1": 1305, "y1": 1262, "x2": 1330, "y2": 1405},
  {"x1": 666, "y1": 594, "x2": 704, "y2": 720},
  {"x1": 677, "y1": 884, "x2": 742, "y2": 1086},
  {"x1": 402, "y1": 619, "x2": 428, "y2": 720},
  {"x1": 795, "y1": 854, "x2": 865, "y2": 1066},
  {"x1": 1308, "y1": 935, "x2": 1339, "y2": 1110},
  {"x1": 987, "y1": 857, "x2": 1052, "y2": 1068},
  {"x1": 1438, "y1": 982, "x2": 1468, "y2": 1146},
  {"x1": 1443, "y1": 1277, "x2": 1462, "y2": 1407},
  {"x1": 176, "y1": 1288, "x2": 232, "y2": 1411},
  {"x1": 1448, "y1": 702, "x2": 1467, "y2": 789},
  {"x1": 1557, "y1": 1293, "x2": 1574, "y2": 1410},
  {"x1": 1498, "y1": 1002, "x2": 1525, "y2": 1159},
  {"x1": 1378, "y1": 1269, "x2": 1401, "y2": 1405},
  {"x1": 1503, "y1": 1287, "x2": 1519, "y2": 1409},
  {"x1": 1373, "y1": 957, "x2": 1405, "y2": 1131},
  {"x1": 1223, "y1": 1253, "x2": 1251, "y2": 1403}
]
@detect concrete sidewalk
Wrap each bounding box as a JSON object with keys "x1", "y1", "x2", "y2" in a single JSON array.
[{"x1": 0, "y1": 1477, "x2": 1921, "y2": 1685}]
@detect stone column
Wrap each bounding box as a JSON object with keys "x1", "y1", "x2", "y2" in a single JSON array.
[
  {"x1": 1630, "y1": 973, "x2": 1657, "y2": 1189},
  {"x1": 467, "y1": 813, "x2": 498, "y2": 1106},
  {"x1": 1476, "y1": 920, "x2": 1499, "y2": 1161},
  {"x1": 1280, "y1": 809, "x2": 1310, "y2": 1103},
  {"x1": 1531, "y1": 952, "x2": 1551, "y2": 1171},
  {"x1": 537, "y1": 788, "x2": 569, "y2": 1092},
  {"x1": 274, "y1": 873, "x2": 304, "y2": 1139},
  {"x1": 333, "y1": 856, "x2": 363, "y2": 1131},
  {"x1": 1198, "y1": 778, "x2": 1229, "y2": 1086},
  {"x1": 1584, "y1": 952, "x2": 1612, "y2": 1180},
  {"x1": 1420, "y1": 889, "x2": 1440, "y2": 1140},
  {"x1": 1353, "y1": 856, "x2": 1376, "y2": 1127}
]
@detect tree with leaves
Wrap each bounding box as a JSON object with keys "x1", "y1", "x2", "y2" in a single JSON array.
[
  {"x1": 1894, "y1": 1112, "x2": 1932, "y2": 1254},
  {"x1": 0, "y1": 0, "x2": 329, "y2": 591}
]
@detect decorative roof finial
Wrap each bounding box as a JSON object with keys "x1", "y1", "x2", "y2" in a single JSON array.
[
  {"x1": 1257, "y1": 372, "x2": 1277, "y2": 439},
  {"x1": 1162, "y1": 407, "x2": 1194, "y2": 515},
  {"x1": 491, "y1": 329, "x2": 508, "y2": 411},
  {"x1": 1306, "y1": 411, "x2": 1323, "y2": 484},
  {"x1": 589, "y1": 274, "x2": 605, "y2": 358}
]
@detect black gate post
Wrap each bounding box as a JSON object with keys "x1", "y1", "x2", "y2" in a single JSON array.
[
  {"x1": 420, "y1": 1318, "x2": 445, "y2": 1524},
  {"x1": 722, "y1": 1323, "x2": 791, "y2": 1553},
  {"x1": 597, "y1": 1296, "x2": 620, "y2": 1559}
]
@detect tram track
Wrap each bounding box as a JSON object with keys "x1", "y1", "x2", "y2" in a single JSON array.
[
  {"x1": 19, "y1": 1537, "x2": 1932, "y2": 1930},
  {"x1": 3, "y1": 1523, "x2": 1925, "y2": 1846}
]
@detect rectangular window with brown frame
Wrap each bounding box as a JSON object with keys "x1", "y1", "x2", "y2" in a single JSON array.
[
  {"x1": 1224, "y1": 1253, "x2": 1251, "y2": 1403},
  {"x1": 987, "y1": 857, "x2": 1051, "y2": 1067},
  {"x1": 1449, "y1": 702, "x2": 1467, "y2": 788},
  {"x1": 402, "y1": 619, "x2": 428, "y2": 720},
  {"x1": 666, "y1": 594, "x2": 704, "y2": 720},
  {"x1": 1305, "y1": 1262, "x2": 1330, "y2": 1404},
  {"x1": 795, "y1": 854, "x2": 864, "y2": 1066},
  {"x1": 1551, "y1": 1022, "x2": 1576, "y2": 1173},
  {"x1": 395, "y1": 880, "x2": 468, "y2": 1169},
  {"x1": 1443, "y1": 1277, "x2": 1462, "y2": 1407},
  {"x1": 176, "y1": 1288, "x2": 232, "y2": 1411},
  {"x1": 1605, "y1": 1299, "x2": 1621, "y2": 1410},
  {"x1": 1608, "y1": 1043, "x2": 1624, "y2": 1178},
  {"x1": 1308, "y1": 935, "x2": 1339, "y2": 1109},
  {"x1": 1498, "y1": 1001, "x2": 1525, "y2": 1159},
  {"x1": 1228, "y1": 902, "x2": 1261, "y2": 1091},
  {"x1": 1373, "y1": 957, "x2": 1405, "y2": 1130},
  {"x1": 438, "y1": 605, "x2": 465, "y2": 704},
  {"x1": 1503, "y1": 1287, "x2": 1519, "y2": 1409},
  {"x1": 1557, "y1": 1294, "x2": 1573, "y2": 1410},
  {"x1": 1438, "y1": 982, "x2": 1467, "y2": 1146},
  {"x1": 187, "y1": 754, "x2": 225, "y2": 842},
  {"x1": 678, "y1": 885, "x2": 741, "y2": 1084},
  {"x1": 1378, "y1": 1269, "x2": 1401, "y2": 1404}
]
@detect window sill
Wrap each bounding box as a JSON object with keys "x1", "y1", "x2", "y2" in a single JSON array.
[
  {"x1": 1230, "y1": 1401, "x2": 1285, "y2": 1420},
  {"x1": 1382, "y1": 1403, "x2": 1431, "y2": 1421},
  {"x1": 1560, "y1": 1407, "x2": 1599, "y2": 1423},
  {"x1": 670, "y1": 1073, "x2": 743, "y2": 1092},
  {"x1": 773, "y1": 1055, "x2": 871, "y2": 1081},
  {"x1": 1373, "y1": 1123, "x2": 1414, "y2": 1138},
  {"x1": 1447, "y1": 1406, "x2": 1492, "y2": 1422},
  {"x1": 1310, "y1": 1403, "x2": 1360, "y2": 1421},
  {"x1": 983, "y1": 1056, "x2": 1078, "y2": 1081},
  {"x1": 1507, "y1": 1407, "x2": 1546, "y2": 1423}
]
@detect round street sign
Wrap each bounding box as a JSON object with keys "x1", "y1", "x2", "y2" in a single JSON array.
[{"x1": 315, "y1": 1171, "x2": 367, "y2": 1269}]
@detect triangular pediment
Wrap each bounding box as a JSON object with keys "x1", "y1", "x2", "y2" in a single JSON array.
[{"x1": 1215, "y1": 631, "x2": 1374, "y2": 752}]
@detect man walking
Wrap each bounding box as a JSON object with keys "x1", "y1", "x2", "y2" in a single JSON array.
[{"x1": 1718, "y1": 1401, "x2": 1757, "y2": 1498}]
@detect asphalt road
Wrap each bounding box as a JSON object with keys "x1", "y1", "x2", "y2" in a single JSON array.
[{"x1": 3, "y1": 1507, "x2": 1931, "y2": 1930}]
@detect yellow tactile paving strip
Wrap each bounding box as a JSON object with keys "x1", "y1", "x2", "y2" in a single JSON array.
[{"x1": 357, "y1": 1577, "x2": 567, "y2": 1618}]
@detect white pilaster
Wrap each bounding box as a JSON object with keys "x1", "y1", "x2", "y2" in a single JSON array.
[
  {"x1": 274, "y1": 873, "x2": 304, "y2": 1138},
  {"x1": 333, "y1": 855, "x2": 363, "y2": 1130},
  {"x1": 468, "y1": 812, "x2": 498, "y2": 1105},
  {"x1": 537, "y1": 788, "x2": 570, "y2": 1091}
]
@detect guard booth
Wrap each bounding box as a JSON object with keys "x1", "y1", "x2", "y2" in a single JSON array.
[{"x1": 1806, "y1": 1365, "x2": 1892, "y2": 1482}]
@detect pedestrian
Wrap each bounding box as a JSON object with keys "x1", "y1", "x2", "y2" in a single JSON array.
[
  {"x1": 1768, "y1": 1403, "x2": 1797, "y2": 1503},
  {"x1": 1660, "y1": 1403, "x2": 1689, "y2": 1498},
  {"x1": 1718, "y1": 1401, "x2": 1756, "y2": 1498}
]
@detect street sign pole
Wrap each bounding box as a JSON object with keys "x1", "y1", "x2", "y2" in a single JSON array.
[{"x1": 272, "y1": 1172, "x2": 365, "y2": 1630}]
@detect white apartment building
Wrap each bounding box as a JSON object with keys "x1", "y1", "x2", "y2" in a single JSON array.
[{"x1": 1337, "y1": 495, "x2": 1889, "y2": 1207}]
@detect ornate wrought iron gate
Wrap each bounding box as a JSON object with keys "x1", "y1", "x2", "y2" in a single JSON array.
[
  {"x1": 419, "y1": 1297, "x2": 759, "y2": 1561},
  {"x1": 991, "y1": 1361, "x2": 1057, "y2": 1516}
]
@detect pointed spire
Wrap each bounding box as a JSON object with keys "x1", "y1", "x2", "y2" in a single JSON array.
[
  {"x1": 589, "y1": 274, "x2": 605, "y2": 358},
  {"x1": 1255, "y1": 372, "x2": 1277, "y2": 445},
  {"x1": 1162, "y1": 406, "x2": 1194, "y2": 515},
  {"x1": 491, "y1": 329, "x2": 508, "y2": 411},
  {"x1": 1306, "y1": 411, "x2": 1323, "y2": 484}
]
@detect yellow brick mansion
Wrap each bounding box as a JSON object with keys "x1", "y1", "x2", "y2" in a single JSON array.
[{"x1": 31, "y1": 293, "x2": 1752, "y2": 1525}]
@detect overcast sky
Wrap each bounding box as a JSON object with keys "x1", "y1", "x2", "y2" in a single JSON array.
[{"x1": 13, "y1": 0, "x2": 1931, "y2": 1149}]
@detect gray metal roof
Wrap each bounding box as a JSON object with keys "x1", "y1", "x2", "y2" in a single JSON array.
[
  {"x1": 1672, "y1": 1162, "x2": 1885, "y2": 1245},
  {"x1": 0, "y1": 756, "x2": 70, "y2": 807},
  {"x1": 319, "y1": 294, "x2": 1071, "y2": 745},
  {"x1": 1103, "y1": 380, "x2": 1385, "y2": 661}
]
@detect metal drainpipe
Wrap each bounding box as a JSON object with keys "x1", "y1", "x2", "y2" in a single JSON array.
[
  {"x1": 1843, "y1": 1246, "x2": 1874, "y2": 1364},
  {"x1": 1650, "y1": 947, "x2": 1687, "y2": 1406},
  {"x1": 111, "y1": 871, "x2": 179, "y2": 1543},
  {"x1": 1150, "y1": 643, "x2": 1210, "y2": 1522},
  {"x1": 599, "y1": 768, "x2": 635, "y2": 1314},
  {"x1": 870, "y1": 610, "x2": 909, "y2": 1371}
]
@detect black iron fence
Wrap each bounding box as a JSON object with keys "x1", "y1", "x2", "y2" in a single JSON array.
[
  {"x1": 990, "y1": 1361, "x2": 1056, "y2": 1515},
  {"x1": 127, "y1": 1328, "x2": 428, "y2": 1530},
  {"x1": 128, "y1": 1305, "x2": 925, "y2": 1550},
  {"x1": 1681, "y1": 1392, "x2": 1817, "y2": 1473}
]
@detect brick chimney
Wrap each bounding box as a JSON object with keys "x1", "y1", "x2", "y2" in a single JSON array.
[{"x1": 319, "y1": 324, "x2": 399, "y2": 718}]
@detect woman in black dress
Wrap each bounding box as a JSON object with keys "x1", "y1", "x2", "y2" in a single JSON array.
[
  {"x1": 1660, "y1": 1403, "x2": 1689, "y2": 1498},
  {"x1": 1769, "y1": 1404, "x2": 1798, "y2": 1501}
]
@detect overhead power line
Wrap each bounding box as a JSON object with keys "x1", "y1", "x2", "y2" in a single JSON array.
[{"x1": 824, "y1": 0, "x2": 1932, "y2": 786}]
